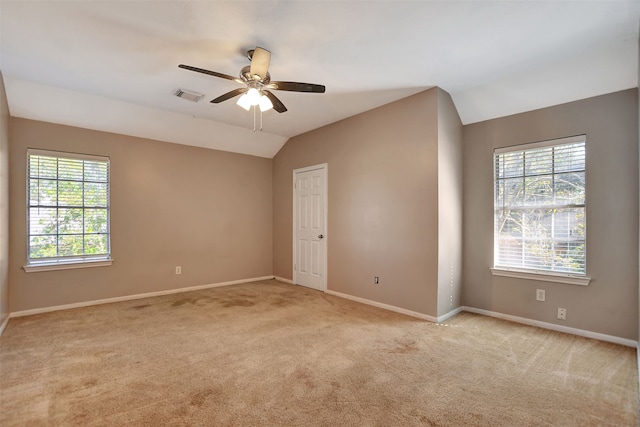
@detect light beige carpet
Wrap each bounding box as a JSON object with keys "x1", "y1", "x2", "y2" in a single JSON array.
[{"x1": 0, "y1": 279, "x2": 637, "y2": 426}]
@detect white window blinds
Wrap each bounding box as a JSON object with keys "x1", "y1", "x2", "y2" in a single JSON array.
[
  {"x1": 27, "y1": 149, "x2": 111, "y2": 265},
  {"x1": 493, "y1": 136, "x2": 586, "y2": 275}
]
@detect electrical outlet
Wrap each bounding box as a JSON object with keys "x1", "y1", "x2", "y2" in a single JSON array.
[
  {"x1": 374, "y1": 276, "x2": 379, "y2": 284},
  {"x1": 557, "y1": 307, "x2": 566, "y2": 320},
  {"x1": 175, "y1": 266, "x2": 182, "y2": 275},
  {"x1": 536, "y1": 289, "x2": 545, "y2": 302}
]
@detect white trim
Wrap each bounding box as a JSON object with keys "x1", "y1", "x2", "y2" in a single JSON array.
[
  {"x1": 437, "y1": 306, "x2": 464, "y2": 323},
  {"x1": 463, "y1": 306, "x2": 637, "y2": 348},
  {"x1": 5, "y1": 278, "x2": 634, "y2": 350},
  {"x1": 490, "y1": 268, "x2": 591, "y2": 286},
  {"x1": 637, "y1": 344, "x2": 640, "y2": 399},
  {"x1": 9, "y1": 276, "x2": 275, "y2": 318},
  {"x1": 274, "y1": 276, "x2": 294, "y2": 285},
  {"x1": 324, "y1": 289, "x2": 636, "y2": 347},
  {"x1": 293, "y1": 163, "x2": 328, "y2": 292},
  {"x1": 24, "y1": 259, "x2": 113, "y2": 273},
  {"x1": 325, "y1": 289, "x2": 439, "y2": 323},
  {"x1": 493, "y1": 136, "x2": 587, "y2": 279},
  {"x1": 0, "y1": 315, "x2": 9, "y2": 337},
  {"x1": 494, "y1": 134, "x2": 586, "y2": 155},
  {"x1": 27, "y1": 149, "x2": 112, "y2": 269},
  {"x1": 27, "y1": 148, "x2": 110, "y2": 163}
]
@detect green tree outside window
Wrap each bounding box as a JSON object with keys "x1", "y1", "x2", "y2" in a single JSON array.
[{"x1": 27, "y1": 151, "x2": 110, "y2": 263}]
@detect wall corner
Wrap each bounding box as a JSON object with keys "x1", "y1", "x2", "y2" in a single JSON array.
[{"x1": 435, "y1": 88, "x2": 464, "y2": 317}]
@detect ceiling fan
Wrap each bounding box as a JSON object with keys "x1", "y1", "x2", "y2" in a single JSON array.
[{"x1": 178, "y1": 47, "x2": 326, "y2": 113}]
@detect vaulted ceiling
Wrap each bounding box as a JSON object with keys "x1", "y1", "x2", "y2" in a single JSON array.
[{"x1": 1, "y1": 1, "x2": 638, "y2": 158}]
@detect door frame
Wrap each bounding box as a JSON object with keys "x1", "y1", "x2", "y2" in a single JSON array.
[{"x1": 292, "y1": 163, "x2": 328, "y2": 292}]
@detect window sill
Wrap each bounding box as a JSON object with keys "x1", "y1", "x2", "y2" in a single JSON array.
[
  {"x1": 490, "y1": 267, "x2": 590, "y2": 286},
  {"x1": 23, "y1": 259, "x2": 113, "y2": 273}
]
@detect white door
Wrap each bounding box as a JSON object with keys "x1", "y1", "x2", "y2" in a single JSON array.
[{"x1": 293, "y1": 164, "x2": 327, "y2": 291}]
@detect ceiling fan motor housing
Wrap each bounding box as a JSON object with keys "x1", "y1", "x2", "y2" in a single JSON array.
[
  {"x1": 240, "y1": 66, "x2": 270, "y2": 85},
  {"x1": 178, "y1": 45, "x2": 325, "y2": 114}
]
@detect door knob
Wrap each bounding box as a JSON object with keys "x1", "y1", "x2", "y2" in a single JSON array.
[{"x1": 318, "y1": 234, "x2": 324, "y2": 239}]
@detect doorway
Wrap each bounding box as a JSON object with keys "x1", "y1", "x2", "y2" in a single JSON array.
[{"x1": 293, "y1": 164, "x2": 327, "y2": 291}]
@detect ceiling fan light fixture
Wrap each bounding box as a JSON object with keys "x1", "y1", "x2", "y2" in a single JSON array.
[
  {"x1": 247, "y1": 88, "x2": 261, "y2": 106},
  {"x1": 259, "y1": 95, "x2": 273, "y2": 112},
  {"x1": 179, "y1": 45, "x2": 325, "y2": 124},
  {"x1": 236, "y1": 94, "x2": 252, "y2": 111}
]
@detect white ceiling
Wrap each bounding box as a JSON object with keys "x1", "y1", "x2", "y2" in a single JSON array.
[{"x1": 1, "y1": 1, "x2": 638, "y2": 158}]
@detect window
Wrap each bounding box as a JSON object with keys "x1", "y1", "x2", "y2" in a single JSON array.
[
  {"x1": 493, "y1": 135, "x2": 586, "y2": 280},
  {"x1": 26, "y1": 149, "x2": 111, "y2": 271}
]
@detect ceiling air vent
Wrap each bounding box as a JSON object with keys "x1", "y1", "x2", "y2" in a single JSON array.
[{"x1": 175, "y1": 88, "x2": 204, "y2": 102}]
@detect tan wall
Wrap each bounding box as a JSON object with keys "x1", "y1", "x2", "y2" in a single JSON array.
[
  {"x1": 0, "y1": 72, "x2": 9, "y2": 325},
  {"x1": 463, "y1": 89, "x2": 639, "y2": 340},
  {"x1": 273, "y1": 88, "x2": 440, "y2": 316},
  {"x1": 436, "y1": 89, "x2": 463, "y2": 317},
  {"x1": 6, "y1": 85, "x2": 635, "y2": 341},
  {"x1": 9, "y1": 118, "x2": 273, "y2": 312}
]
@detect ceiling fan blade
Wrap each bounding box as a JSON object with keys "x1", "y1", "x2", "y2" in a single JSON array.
[
  {"x1": 210, "y1": 87, "x2": 248, "y2": 103},
  {"x1": 263, "y1": 90, "x2": 287, "y2": 113},
  {"x1": 178, "y1": 64, "x2": 242, "y2": 83},
  {"x1": 267, "y1": 81, "x2": 326, "y2": 93},
  {"x1": 249, "y1": 47, "x2": 271, "y2": 80}
]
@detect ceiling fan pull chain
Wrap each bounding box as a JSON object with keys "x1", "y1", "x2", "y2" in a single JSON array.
[
  {"x1": 253, "y1": 105, "x2": 257, "y2": 132},
  {"x1": 260, "y1": 108, "x2": 263, "y2": 132}
]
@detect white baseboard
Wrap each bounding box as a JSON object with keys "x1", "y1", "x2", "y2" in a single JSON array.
[
  {"x1": 463, "y1": 306, "x2": 638, "y2": 348},
  {"x1": 325, "y1": 289, "x2": 438, "y2": 323},
  {"x1": 323, "y1": 290, "x2": 637, "y2": 348},
  {"x1": 637, "y1": 345, "x2": 640, "y2": 399},
  {"x1": 437, "y1": 306, "x2": 464, "y2": 323},
  {"x1": 9, "y1": 275, "x2": 276, "y2": 318},
  {"x1": 0, "y1": 314, "x2": 9, "y2": 337},
  {"x1": 6, "y1": 277, "x2": 637, "y2": 350}
]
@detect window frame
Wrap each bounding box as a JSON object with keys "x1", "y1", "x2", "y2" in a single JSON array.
[
  {"x1": 24, "y1": 149, "x2": 112, "y2": 273},
  {"x1": 491, "y1": 135, "x2": 590, "y2": 286}
]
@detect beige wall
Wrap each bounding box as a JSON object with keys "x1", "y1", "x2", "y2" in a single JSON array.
[
  {"x1": 0, "y1": 72, "x2": 9, "y2": 325},
  {"x1": 9, "y1": 118, "x2": 273, "y2": 312},
  {"x1": 463, "y1": 89, "x2": 639, "y2": 340},
  {"x1": 436, "y1": 89, "x2": 463, "y2": 317},
  {"x1": 5, "y1": 84, "x2": 636, "y2": 342},
  {"x1": 274, "y1": 88, "x2": 444, "y2": 316}
]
